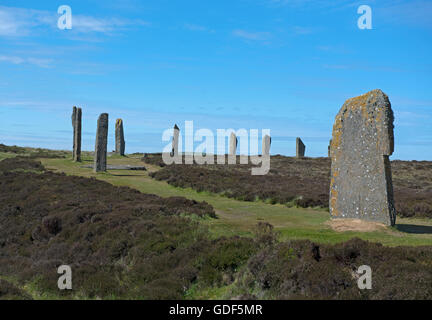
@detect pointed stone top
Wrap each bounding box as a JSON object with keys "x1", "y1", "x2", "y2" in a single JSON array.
[
  {"x1": 116, "y1": 118, "x2": 123, "y2": 125},
  {"x1": 174, "y1": 124, "x2": 179, "y2": 130}
]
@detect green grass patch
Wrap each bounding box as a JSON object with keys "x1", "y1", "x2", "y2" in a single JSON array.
[{"x1": 39, "y1": 157, "x2": 432, "y2": 247}]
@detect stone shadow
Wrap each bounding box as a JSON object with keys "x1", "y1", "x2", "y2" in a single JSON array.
[{"x1": 395, "y1": 224, "x2": 432, "y2": 234}]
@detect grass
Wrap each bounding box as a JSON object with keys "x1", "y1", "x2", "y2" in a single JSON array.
[
  {"x1": 0, "y1": 152, "x2": 16, "y2": 161},
  {"x1": 38, "y1": 154, "x2": 432, "y2": 247}
]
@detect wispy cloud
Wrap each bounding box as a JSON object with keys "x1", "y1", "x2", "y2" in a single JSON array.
[
  {"x1": 0, "y1": 6, "x2": 49, "y2": 36},
  {"x1": 322, "y1": 63, "x2": 402, "y2": 73},
  {"x1": 0, "y1": 55, "x2": 53, "y2": 68},
  {"x1": 267, "y1": 0, "x2": 432, "y2": 29},
  {"x1": 377, "y1": 0, "x2": 432, "y2": 29},
  {"x1": 232, "y1": 29, "x2": 272, "y2": 41},
  {"x1": 266, "y1": 0, "x2": 362, "y2": 9},
  {"x1": 184, "y1": 23, "x2": 214, "y2": 33},
  {"x1": 0, "y1": 5, "x2": 150, "y2": 37},
  {"x1": 292, "y1": 26, "x2": 314, "y2": 35},
  {"x1": 72, "y1": 16, "x2": 149, "y2": 33},
  {"x1": 317, "y1": 45, "x2": 353, "y2": 54}
]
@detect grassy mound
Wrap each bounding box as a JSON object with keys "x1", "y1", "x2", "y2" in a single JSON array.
[{"x1": 0, "y1": 144, "x2": 69, "y2": 159}]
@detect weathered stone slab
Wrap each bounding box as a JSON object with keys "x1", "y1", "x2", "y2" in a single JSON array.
[
  {"x1": 296, "y1": 137, "x2": 305, "y2": 158},
  {"x1": 94, "y1": 113, "x2": 108, "y2": 172},
  {"x1": 83, "y1": 164, "x2": 146, "y2": 171},
  {"x1": 171, "y1": 124, "x2": 180, "y2": 157},
  {"x1": 72, "y1": 106, "x2": 77, "y2": 159},
  {"x1": 115, "y1": 118, "x2": 125, "y2": 156},
  {"x1": 262, "y1": 135, "x2": 271, "y2": 156},
  {"x1": 329, "y1": 89, "x2": 396, "y2": 226},
  {"x1": 73, "y1": 107, "x2": 82, "y2": 162},
  {"x1": 229, "y1": 132, "x2": 237, "y2": 156}
]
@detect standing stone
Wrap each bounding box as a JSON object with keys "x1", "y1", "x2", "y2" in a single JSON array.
[
  {"x1": 115, "y1": 119, "x2": 125, "y2": 156},
  {"x1": 262, "y1": 135, "x2": 271, "y2": 156},
  {"x1": 328, "y1": 139, "x2": 332, "y2": 157},
  {"x1": 329, "y1": 89, "x2": 396, "y2": 226},
  {"x1": 94, "y1": 113, "x2": 108, "y2": 172},
  {"x1": 229, "y1": 132, "x2": 237, "y2": 156},
  {"x1": 296, "y1": 137, "x2": 305, "y2": 158},
  {"x1": 72, "y1": 106, "x2": 77, "y2": 159},
  {"x1": 171, "y1": 124, "x2": 180, "y2": 156},
  {"x1": 73, "y1": 108, "x2": 82, "y2": 162}
]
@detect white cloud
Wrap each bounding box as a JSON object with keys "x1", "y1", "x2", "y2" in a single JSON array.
[
  {"x1": 232, "y1": 29, "x2": 271, "y2": 41},
  {"x1": 377, "y1": 0, "x2": 432, "y2": 29},
  {"x1": 0, "y1": 55, "x2": 53, "y2": 68},
  {"x1": 184, "y1": 23, "x2": 214, "y2": 33},
  {"x1": 72, "y1": 16, "x2": 149, "y2": 33},
  {"x1": 292, "y1": 26, "x2": 314, "y2": 35},
  {"x1": 0, "y1": 6, "x2": 48, "y2": 36},
  {"x1": 266, "y1": 0, "x2": 361, "y2": 9},
  {"x1": 0, "y1": 55, "x2": 25, "y2": 64},
  {"x1": 0, "y1": 5, "x2": 150, "y2": 37}
]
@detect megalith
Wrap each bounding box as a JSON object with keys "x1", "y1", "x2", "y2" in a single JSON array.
[
  {"x1": 262, "y1": 135, "x2": 271, "y2": 156},
  {"x1": 74, "y1": 108, "x2": 82, "y2": 162},
  {"x1": 329, "y1": 89, "x2": 396, "y2": 226},
  {"x1": 229, "y1": 132, "x2": 237, "y2": 156},
  {"x1": 296, "y1": 137, "x2": 305, "y2": 158},
  {"x1": 115, "y1": 119, "x2": 125, "y2": 156},
  {"x1": 171, "y1": 124, "x2": 180, "y2": 157},
  {"x1": 72, "y1": 106, "x2": 77, "y2": 159},
  {"x1": 94, "y1": 113, "x2": 108, "y2": 172}
]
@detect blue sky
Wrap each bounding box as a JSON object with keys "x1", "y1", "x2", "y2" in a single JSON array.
[{"x1": 0, "y1": 0, "x2": 431, "y2": 159}]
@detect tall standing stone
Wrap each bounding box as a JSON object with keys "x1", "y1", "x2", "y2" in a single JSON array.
[
  {"x1": 262, "y1": 135, "x2": 271, "y2": 156},
  {"x1": 296, "y1": 137, "x2": 305, "y2": 158},
  {"x1": 171, "y1": 124, "x2": 180, "y2": 157},
  {"x1": 329, "y1": 89, "x2": 396, "y2": 226},
  {"x1": 229, "y1": 132, "x2": 237, "y2": 156},
  {"x1": 74, "y1": 108, "x2": 82, "y2": 162},
  {"x1": 94, "y1": 113, "x2": 108, "y2": 172},
  {"x1": 115, "y1": 119, "x2": 125, "y2": 156},
  {"x1": 72, "y1": 106, "x2": 77, "y2": 159}
]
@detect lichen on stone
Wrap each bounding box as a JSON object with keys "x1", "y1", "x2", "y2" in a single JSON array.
[{"x1": 329, "y1": 89, "x2": 396, "y2": 226}]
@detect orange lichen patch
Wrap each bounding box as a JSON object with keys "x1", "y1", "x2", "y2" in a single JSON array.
[
  {"x1": 361, "y1": 104, "x2": 370, "y2": 121},
  {"x1": 344, "y1": 90, "x2": 378, "y2": 109},
  {"x1": 330, "y1": 185, "x2": 338, "y2": 216},
  {"x1": 326, "y1": 219, "x2": 387, "y2": 232},
  {"x1": 376, "y1": 108, "x2": 383, "y2": 123},
  {"x1": 331, "y1": 116, "x2": 343, "y2": 151}
]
